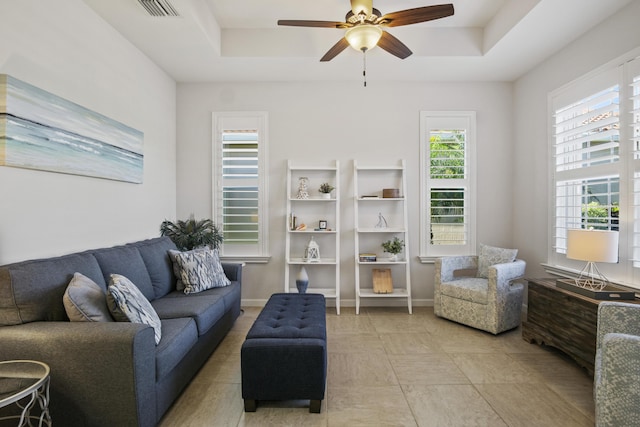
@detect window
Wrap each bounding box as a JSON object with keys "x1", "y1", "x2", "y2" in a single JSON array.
[
  {"x1": 212, "y1": 112, "x2": 269, "y2": 262},
  {"x1": 548, "y1": 53, "x2": 640, "y2": 287},
  {"x1": 419, "y1": 111, "x2": 476, "y2": 260}
]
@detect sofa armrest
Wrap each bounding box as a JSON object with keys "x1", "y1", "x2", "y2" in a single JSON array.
[
  {"x1": 0, "y1": 321, "x2": 157, "y2": 427},
  {"x1": 596, "y1": 332, "x2": 640, "y2": 426},
  {"x1": 597, "y1": 302, "x2": 640, "y2": 351},
  {"x1": 222, "y1": 262, "x2": 244, "y2": 284}
]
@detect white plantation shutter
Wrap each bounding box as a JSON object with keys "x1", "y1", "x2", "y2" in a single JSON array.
[
  {"x1": 629, "y1": 59, "x2": 640, "y2": 270},
  {"x1": 552, "y1": 75, "x2": 620, "y2": 255},
  {"x1": 420, "y1": 111, "x2": 476, "y2": 258},
  {"x1": 549, "y1": 53, "x2": 640, "y2": 288},
  {"x1": 213, "y1": 112, "x2": 269, "y2": 261}
]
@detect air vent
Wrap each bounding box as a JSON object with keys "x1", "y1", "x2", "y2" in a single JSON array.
[{"x1": 138, "y1": 0, "x2": 179, "y2": 17}]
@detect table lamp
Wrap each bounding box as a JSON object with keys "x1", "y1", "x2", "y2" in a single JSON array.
[{"x1": 566, "y1": 228, "x2": 619, "y2": 290}]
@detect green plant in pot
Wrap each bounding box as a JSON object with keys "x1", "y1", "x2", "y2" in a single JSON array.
[
  {"x1": 382, "y1": 237, "x2": 405, "y2": 261},
  {"x1": 160, "y1": 215, "x2": 223, "y2": 251},
  {"x1": 319, "y1": 182, "x2": 334, "y2": 198}
]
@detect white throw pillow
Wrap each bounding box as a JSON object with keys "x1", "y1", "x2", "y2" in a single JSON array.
[{"x1": 171, "y1": 248, "x2": 230, "y2": 294}]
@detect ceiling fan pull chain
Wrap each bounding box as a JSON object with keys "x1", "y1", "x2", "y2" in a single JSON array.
[{"x1": 363, "y1": 49, "x2": 367, "y2": 87}]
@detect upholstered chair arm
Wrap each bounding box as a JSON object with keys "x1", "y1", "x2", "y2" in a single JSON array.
[
  {"x1": 596, "y1": 333, "x2": 640, "y2": 426},
  {"x1": 487, "y1": 259, "x2": 526, "y2": 295},
  {"x1": 596, "y1": 302, "x2": 640, "y2": 351},
  {"x1": 435, "y1": 256, "x2": 478, "y2": 283}
]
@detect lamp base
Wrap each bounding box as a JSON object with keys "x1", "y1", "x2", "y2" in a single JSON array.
[{"x1": 574, "y1": 261, "x2": 609, "y2": 291}]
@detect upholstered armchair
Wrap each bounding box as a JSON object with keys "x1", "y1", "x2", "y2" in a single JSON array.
[
  {"x1": 434, "y1": 245, "x2": 526, "y2": 335},
  {"x1": 594, "y1": 301, "x2": 640, "y2": 426}
]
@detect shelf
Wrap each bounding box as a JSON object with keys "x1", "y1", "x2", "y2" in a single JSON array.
[
  {"x1": 359, "y1": 289, "x2": 409, "y2": 298},
  {"x1": 353, "y1": 159, "x2": 411, "y2": 314},
  {"x1": 289, "y1": 197, "x2": 337, "y2": 201},
  {"x1": 288, "y1": 230, "x2": 337, "y2": 234},
  {"x1": 286, "y1": 288, "x2": 337, "y2": 298},
  {"x1": 285, "y1": 160, "x2": 340, "y2": 314},
  {"x1": 357, "y1": 228, "x2": 405, "y2": 233},
  {"x1": 358, "y1": 260, "x2": 407, "y2": 265},
  {"x1": 288, "y1": 258, "x2": 337, "y2": 264}
]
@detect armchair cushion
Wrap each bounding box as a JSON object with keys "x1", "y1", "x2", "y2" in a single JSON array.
[
  {"x1": 476, "y1": 244, "x2": 518, "y2": 278},
  {"x1": 439, "y1": 277, "x2": 488, "y2": 304}
]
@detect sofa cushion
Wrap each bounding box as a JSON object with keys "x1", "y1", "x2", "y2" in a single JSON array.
[
  {"x1": 476, "y1": 244, "x2": 518, "y2": 279},
  {"x1": 152, "y1": 292, "x2": 225, "y2": 336},
  {"x1": 170, "y1": 248, "x2": 230, "y2": 294},
  {"x1": 0, "y1": 253, "x2": 105, "y2": 326},
  {"x1": 191, "y1": 281, "x2": 241, "y2": 314},
  {"x1": 63, "y1": 272, "x2": 113, "y2": 322},
  {"x1": 107, "y1": 274, "x2": 162, "y2": 345},
  {"x1": 156, "y1": 317, "x2": 198, "y2": 380},
  {"x1": 440, "y1": 277, "x2": 489, "y2": 305},
  {"x1": 131, "y1": 237, "x2": 178, "y2": 299},
  {"x1": 94, "y1": 246, "x2": 155, "y2": 301}
]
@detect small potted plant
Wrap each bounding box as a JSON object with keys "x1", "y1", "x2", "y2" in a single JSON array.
[
  {"x1": 319, "y1": 182, "x2": 335, "y2": 199},
  {"x1": 382, "y1": 237, "x2": 405, "y2": 262},
  {"x1": 160, "y1": 214, "x2": 223, "y2": 251}
]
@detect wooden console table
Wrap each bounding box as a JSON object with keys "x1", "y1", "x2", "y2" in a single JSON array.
[{"x1": 522, "y1": 278, "x2": 639, "y2": 377}]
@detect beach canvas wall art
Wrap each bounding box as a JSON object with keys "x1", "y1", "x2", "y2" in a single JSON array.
[{"x1": 0, "y1": 74, "x2": 143, "y2": 183}]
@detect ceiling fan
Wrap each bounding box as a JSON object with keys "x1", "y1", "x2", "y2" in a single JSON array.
[{"x1": 277, "y1": 0, "x2": 454, "y2": 62}]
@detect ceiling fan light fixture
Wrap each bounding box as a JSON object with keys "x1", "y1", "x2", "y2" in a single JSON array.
[
  {"x1": 346, "y1": 25, "x2": 382, "y2": 52},
  {"x1": 350, "y1": 0, "x2": 373, "y2": 17}
]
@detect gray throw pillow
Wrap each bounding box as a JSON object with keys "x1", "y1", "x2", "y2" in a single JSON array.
[
  {"x1": 63, "y1": 272, "x2": 113, "y2": 322},
  {"x1": 107, "y1": 274, "x2": 162, "y2": 345},
  {"x1": 476, "y1": 243, "x2": 518, "y2": 279},
  {"x1": 172, "y1": 248, "x2": 230, "y2": 294},
  {"x1": 168, "y1": 247, "x2": 207, "y2": 291}
]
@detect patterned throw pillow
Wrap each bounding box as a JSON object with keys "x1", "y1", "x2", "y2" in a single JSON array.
[
  {"x1": 172, "y1": 248, "x2": 230, "y2": 294},
  {"x1": 107, "y1": 274, "x2": 162, "y2": 345},
  {"x1": 476, "y1": 243, "x2": 518, "y2": 279},
  {"x1": 168, "y1": 247, "x2": 208, "y2": 291},
  {"x1": 63, "y1": 272, "x2": 113, "y2": 322}
]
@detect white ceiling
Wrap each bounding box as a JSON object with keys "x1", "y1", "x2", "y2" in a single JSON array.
[{"x1": 83, "y1": 0, "x2": 633, "y2": 83}]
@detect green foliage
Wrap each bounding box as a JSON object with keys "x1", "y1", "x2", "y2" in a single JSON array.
[
  {"x1": 382, "y1": 237, "x2": 405, "y2": 255},
  {"x1": 319, "y1": 182, "x2": 334, "y2": 193},
  {"x1": 160, "y1": 215, "x2": 223, "y2": 251}
]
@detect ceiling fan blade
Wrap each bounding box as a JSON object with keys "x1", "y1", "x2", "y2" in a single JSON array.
[
  {"x1": 377, "y1": 31, "x2": 412, "y2": 59},
  {"x1": 278, "y1": 20, "x2": 350, "y2": 29},
  {"x1": 379, "y1": 4, "x2": 454, "y2": 27},
  {"x1": 320, "y1": 37, "x2": 350, "y2": 62}
]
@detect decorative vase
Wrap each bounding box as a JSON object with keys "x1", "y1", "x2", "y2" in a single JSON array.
[
  {"x1": 389, "y1": 253, "x2": 398, "y2": 262},
  {"x1": 296, "y1": 177, "x2": 309, "y2": 199},
  {"x1": 321, "y1": 192, "x2": 331, "y2": 199},
  {"x1": 296, "y1": 266, "x2": 309, "y2": 293}
]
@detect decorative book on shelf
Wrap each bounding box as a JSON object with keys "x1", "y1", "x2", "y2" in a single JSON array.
[{"x1": 359, "y1": 253, "x2": 377, "y2": 262}]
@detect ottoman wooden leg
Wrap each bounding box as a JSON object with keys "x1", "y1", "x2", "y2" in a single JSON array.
[
  {"x1": 244, "y1": 399, "x2": 257, "y2": 412},
  {"x1": 310, "y1": 399, "x2": 322, "y2": 413}
]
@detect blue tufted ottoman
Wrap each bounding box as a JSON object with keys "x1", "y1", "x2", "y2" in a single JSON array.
[{"x1": 241, "y1": 293, "x2": 327, "y2": 413}]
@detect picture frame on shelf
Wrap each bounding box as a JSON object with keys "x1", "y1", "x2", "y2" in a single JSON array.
[{"x1": 319, "y1": 220, "x2": 327, "y2": 230}]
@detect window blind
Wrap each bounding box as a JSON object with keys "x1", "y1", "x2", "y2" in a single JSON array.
[{"x1": 221, "y1": 131, "x2": 259, "y2": 244}]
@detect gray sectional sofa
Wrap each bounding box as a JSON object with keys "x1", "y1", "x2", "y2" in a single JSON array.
[{"x1": 0, "y1": 236, "x2": 242, "y2": 427}]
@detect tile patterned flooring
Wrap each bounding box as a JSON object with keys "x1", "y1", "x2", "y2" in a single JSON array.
[{"x1": 158, "y1": 306, "x2": 595, "y2": 427}]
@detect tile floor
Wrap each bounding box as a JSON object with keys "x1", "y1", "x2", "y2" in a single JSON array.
[{"x1": 158, "y1": 306, "x2": 595, "y2": 427}]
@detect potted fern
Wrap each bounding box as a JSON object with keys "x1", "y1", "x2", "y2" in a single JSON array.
[
  {"x1": 160, "y1": 215, "x2": 223, "y2": 251},
  {"x1": 382, "y1": 237, "x2": 405, "y2": 262}
]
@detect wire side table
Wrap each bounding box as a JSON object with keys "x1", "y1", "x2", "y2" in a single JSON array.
[{"x1": 0, "y1": 360, "x2": 51, "y2": 427}]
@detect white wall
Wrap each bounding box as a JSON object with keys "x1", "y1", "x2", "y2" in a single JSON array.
[
  {"x1": 177, "y1": 81, "x2": 514, "y2": 306},
  {"x1": 0, "y1": 0, "x2": 177, "y2": 264},
  {"x1": 513, "y1": 0, "x2": 640, "y2": 278}
]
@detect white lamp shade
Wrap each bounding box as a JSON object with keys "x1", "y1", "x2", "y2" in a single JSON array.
[
  {"x1": 566, "y1": 229, "x2": 619, "y2": 263},
  {"x1": 346, "y1": 25, "x2": 383, "y2": 52}
]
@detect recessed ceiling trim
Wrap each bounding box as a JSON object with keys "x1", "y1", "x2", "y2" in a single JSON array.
[{"x1": 137, "y1": 0, "x2": 179, "y2": 17}]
